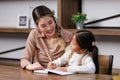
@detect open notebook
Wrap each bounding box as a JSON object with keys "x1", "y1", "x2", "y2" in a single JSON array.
[{"x1": 34, "y1": 69, "x2": 74, "y2": 75}]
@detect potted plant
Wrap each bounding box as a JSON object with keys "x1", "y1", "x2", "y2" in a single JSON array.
[{"x1": 71, "y1": 12, "x2": 87, "y2": 29}]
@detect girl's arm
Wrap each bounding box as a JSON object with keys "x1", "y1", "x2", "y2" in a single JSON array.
[
  {"x1": 67, "y1": 57, "x2": 96, "y2": 74},
  {"x1": 53, "y1": 45, "x2": 71, "y2": 67}
]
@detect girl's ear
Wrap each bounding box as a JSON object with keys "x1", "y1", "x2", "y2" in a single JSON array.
[{"x1": 80, "y1": 49, "x2": 87, "y2": 53}]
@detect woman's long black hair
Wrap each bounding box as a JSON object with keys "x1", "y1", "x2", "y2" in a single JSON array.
[{"x1": 76, "y1": 30, "x2": 99, "y2": 74}]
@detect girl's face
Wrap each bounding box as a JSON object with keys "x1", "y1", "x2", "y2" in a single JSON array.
[
  {"x1": 37, "y1": 16, "x2": 56, "y2": 38},
  {"x1": 71, "y1": 35, "x2": 86, "y2": 54}
]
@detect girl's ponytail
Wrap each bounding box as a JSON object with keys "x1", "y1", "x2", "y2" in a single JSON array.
[{"x1": 92, "y1": 46, "x2": 99, "y2": 74}]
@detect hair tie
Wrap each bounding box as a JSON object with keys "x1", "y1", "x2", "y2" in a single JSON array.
[{"x1": 92, "y1": 41, "x2": 97, "y2": 46}]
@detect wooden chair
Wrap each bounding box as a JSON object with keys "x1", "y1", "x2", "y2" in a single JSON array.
[{"x1": 98, "y1": 55, "x2": 114, "y2": 75}]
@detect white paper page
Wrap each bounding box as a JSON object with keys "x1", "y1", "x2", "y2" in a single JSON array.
[
  {"x1": 34, "y1": 69, "x2": 74, "y2": 75},
  {"x1": 48, "y1": 69, "x2": 74, "y2": 75},
  {"x1": 34, "y1": 69, "x2": 48, "y2": 74}
]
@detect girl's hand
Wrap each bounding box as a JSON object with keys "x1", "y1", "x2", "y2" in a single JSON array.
[
  {"x1": 26, "y1": 62, "x2": 45, "y2": 71},
  {"x1": 47, "y1": 62, "x2": 56, "y2": 70},
  {"x1": 55, "y1": 67, "x2": 67, "y2": 72}
]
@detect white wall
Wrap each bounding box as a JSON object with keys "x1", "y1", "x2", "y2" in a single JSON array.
[
  {"x1": 0, "y1": 33, "x2": 28, "y2": 59},
  {"x1": 82, "y1": 0, "x2": 120, "y2": 27},
  {"x1": 0, "y1": 0, "x2": 120, "y2": 69},
  {"x1": 0, "y1": 0, "x2": 57, "y2": 28}
]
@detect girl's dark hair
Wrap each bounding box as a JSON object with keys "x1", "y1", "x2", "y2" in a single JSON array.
[{"x1": 76, "y1": 30, "x2": 99, "y2": 74}]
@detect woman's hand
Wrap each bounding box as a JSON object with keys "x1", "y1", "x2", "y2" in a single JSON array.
[
  {"x1": 55, "y1": 67, "x2": 67, "y2": 72},
  {"x1": 47, "y1": 62, "x2": 56, "y2": 70},
  {"x1": 26, "y1": 62, "x2": 45, "y2": 71}
]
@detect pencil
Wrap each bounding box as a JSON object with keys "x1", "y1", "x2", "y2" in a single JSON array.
[
  {"x1": 40, "y1": 38, "x2": 52, "y2": 62},
  {"x1": 44, "y1": 49, "x2": 52, "y2": 62}
]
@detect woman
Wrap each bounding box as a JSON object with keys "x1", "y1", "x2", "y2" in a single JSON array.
[{"x1": 20, "y1": 5, "x2": 73, "y2": 70}]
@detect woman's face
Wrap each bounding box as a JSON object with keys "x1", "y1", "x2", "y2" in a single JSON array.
[{"x1": 37, "y1": 16, "x2": 56, "y2": 38}]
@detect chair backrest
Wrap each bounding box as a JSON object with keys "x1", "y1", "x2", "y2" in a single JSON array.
[{"x1": 98, "y1": 55, "x2": 114, "y2": 75}]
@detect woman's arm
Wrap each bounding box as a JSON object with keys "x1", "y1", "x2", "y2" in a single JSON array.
[{"x1": 20, "y1": 29, "x2": 44, "y2": 70}]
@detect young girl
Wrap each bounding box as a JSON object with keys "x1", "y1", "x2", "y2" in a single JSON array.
[{"x1": 47, "y1": 30, "x2": 99, "y2": 74}]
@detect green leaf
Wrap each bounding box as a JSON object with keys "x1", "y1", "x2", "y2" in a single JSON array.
[{"x1": 71, "y1": 12, "x2": 87, "y2": 23}]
